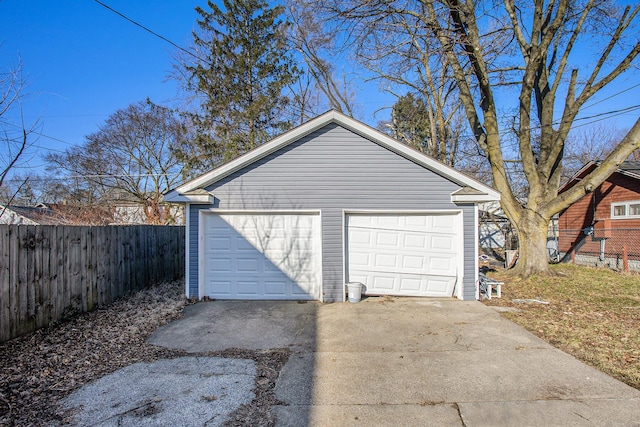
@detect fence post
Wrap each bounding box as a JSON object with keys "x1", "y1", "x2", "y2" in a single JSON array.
[{"x1": 623, "y1": 245, "x2": 629, "y2": 272}]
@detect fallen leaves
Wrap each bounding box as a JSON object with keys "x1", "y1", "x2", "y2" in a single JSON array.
[
  {"x1": 0, "y1": 281, "x2": 190, "y2": 426},
  {"x1": 0, "y1": 281, "x2": 292, "y2": 427}
]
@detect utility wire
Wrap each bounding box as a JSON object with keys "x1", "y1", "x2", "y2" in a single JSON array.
[
  {"x1": 93, "y1": 0, "x2": 209, "y2": 65},
  {"x1": 4, "y1": 172, "x2": 184, "y2": 182},
  {"x1": 1, "y1": 121, "x2": 75, "y2": 151},
  {"x1": 583, "y1": 83, "x2": 640, "y2": 110}
]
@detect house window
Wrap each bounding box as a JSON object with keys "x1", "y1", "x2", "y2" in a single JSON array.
[
  {"x1": 613, "y1": 204, "x2": 626, "y2": 217},
  {"x1": 611, "y1": 201, "x2": 640, "y2": 219}
]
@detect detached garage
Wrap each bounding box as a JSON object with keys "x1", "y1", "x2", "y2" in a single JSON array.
[{"x1": 165, "y1": 111, "x2": 500, "y2": 302}]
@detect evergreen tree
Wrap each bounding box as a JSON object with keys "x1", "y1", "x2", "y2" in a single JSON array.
[
  {"x1": 389, "y1": 94, "x2": 431, "y2": 154},
  {"x1": 388, "y1": 93, "x2": 463, "y2": 167},
  {"x1": 177, "y1": 0, "x2": 299, "y2": 171}
]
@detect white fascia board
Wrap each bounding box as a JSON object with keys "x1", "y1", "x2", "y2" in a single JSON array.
[
  {"x1": 450, "y1": 192, "x2": 500, "y2": 203},
  {"x1": 164, "y1": 190, "x2": 212, "y2": 203}
]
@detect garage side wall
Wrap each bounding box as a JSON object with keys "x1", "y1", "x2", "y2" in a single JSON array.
[
  {"x1": 189, "y1": 123, "x2": 473, "y2": 302},
  {"x1": 461, "y1": 204, "x2": 478, "y2": 300}
]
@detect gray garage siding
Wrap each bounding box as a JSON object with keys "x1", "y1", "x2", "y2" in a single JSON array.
[
  {"x1": 461, "y1": 204, "x2": 477, "y2": 300},
  {"x1": 189, "y1": 123, "x2": 472, "y2": 301}
]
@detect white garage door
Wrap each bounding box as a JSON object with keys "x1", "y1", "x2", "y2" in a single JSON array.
[
  {"x1": 201, "y1": 212, "x2": 322, "y2": 300},
  {"x1": 346, "y1": 213, "x2": 462, "y2": 297}
]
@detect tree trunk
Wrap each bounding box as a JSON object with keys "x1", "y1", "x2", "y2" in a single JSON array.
[{"x1": 512, "y1": 209, "x2": 552, "y2": 276}]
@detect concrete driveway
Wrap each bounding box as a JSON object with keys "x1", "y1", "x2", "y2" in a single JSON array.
[{"x1": 146, "y1": 297, "x2": 640, "y2": 426}]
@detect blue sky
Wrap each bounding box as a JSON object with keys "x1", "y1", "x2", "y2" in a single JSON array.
[
  {"x1": 0, "y1": 0, "x2": 392, "y2": 182},
  {"x1": 1, "y1": 1, "x2": 203, "y2": 175},
  {"x1": 1, "y1": 0, "x2": 639, "y2": 184}
]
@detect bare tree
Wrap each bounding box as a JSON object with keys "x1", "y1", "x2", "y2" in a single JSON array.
[
  {"x1": 294, "y1": 0, "x2": 476, "y2": 165},
  {"x1": 324, "y1": 0, "x2": 640, "y2": 276},
  {"x1": 286, "y1": 0, "x2": 358, "y2": 118},
  {"x1": 46, "y1": 101, "x2": 188, "y2": 224},
  {"x1": 0, "y1": 57, "x2": 34, "y2": 214},
  {"x1": 562, "y1": 123, "x2": 627, "y2": 182}
]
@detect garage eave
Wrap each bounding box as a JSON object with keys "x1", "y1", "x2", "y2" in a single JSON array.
[
  {"x1": 450, "y1": 187, "x2": 500, "y2": 203},
  {"x1": 164, "y1": 190, "x2": 213, "y2": 203}
]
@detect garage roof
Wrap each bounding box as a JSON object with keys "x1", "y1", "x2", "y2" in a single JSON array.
[{"x1": 165, "y1": 110, "x2": 500, "y2": 203}]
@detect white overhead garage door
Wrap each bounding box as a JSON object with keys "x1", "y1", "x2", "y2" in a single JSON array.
[
  {"x1": 201, "y1": 212, "x2": 322, "y2": 300},
  {"x1": 346, "y1": 213, "x2": 462, "y2": 297}
]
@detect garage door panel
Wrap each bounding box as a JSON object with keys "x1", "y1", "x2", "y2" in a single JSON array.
[
  {"x1": 427, "y1": 256, "x2": 457, "y2": 275},
  {"x1": 431, "y1": 235, "x2": 456, "y2": 251},
  {"x1": 202, "y1": 213, "x2": 321, "y2": 300},
  {"x1": 237, "y1": 281, "x2": 259, "y2": 295},
  {"x1": 432, "y1": 214, "x2": 457, "y2": 230},
  {"x1": 349, "y1": 252, "x2": 370, "y2": 268},
  {"x1": 372, "y1": 275, "x2": 396, "y2": 290},
  {"x1": 346, "y1": 213, "x2": 461, "y2": 298},
  {"x1": 375, "y1": 253, "x2": 398, "y2": 268},
  {"x1": 209, "y1": 258, "x2": 231, "y2": 272},
  {"x1": 406, "y1": 215, "x2": 428, "y2": 228},
  {"x1": 350, "y1": 229, "x2": 372, "y2": 245},
  {"x1": 265, "y1": 281, "x2": 286, "y2": 295},
  {"x1": 402, "y1": 255, "x2": 425, "y2": 269},
  {"x1": 404, "y1": 234, "x2": 426, "y2": 248},
  {"x1": 209, "y1": 281, "x2": 231, "y2": 295},
  {"x1": 210, "y1": 237, "x2": 231, "y2": 250},
  {"x1": 399, "y1": 276, "x2": 421, "y2": 291},
  {"x1": 376, "y1": 232, "x2": 399, "y2": 246}
]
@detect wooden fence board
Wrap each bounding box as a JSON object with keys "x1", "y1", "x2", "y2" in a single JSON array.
[
  {"x1": 9, "y1": 226, "x2": 18, "y2": 338},
  {"x1": 26, "y1": 227, "x2": 36, "y2": 327},
  {"x1": 110, "y1": 226, "x2": 119, "y2": 304},
  {"x1": 35, "y1": 226, "x2": 50, "y2": 329},
  {"x1": 0, "y1": 225, "x2": 184, "y2": 342},
  {"x1": 17, "y1": 227, "x2": 29, "y2": 336},
  {"x1": 80, "y1": 227, "x2": 88, "y2": 312},
  {"x1": 88, "y1": 227, "x2": 97, "y2": 311},
  {"x1": 54, "y1": 226, "x2": 66, "y2": 321},
  {"x1": 49, "y1": 226, "x2": 59, "y2": 323},
  {"x1": 96, "y1": 227, "x2": 106, "y2": 305},
  {"x1": 0, "y1": 226, "x2": 10, "y2": 342}
]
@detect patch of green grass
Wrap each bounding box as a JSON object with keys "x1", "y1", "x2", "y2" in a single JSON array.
[{"x1": 484, "y1": 264, "x2": 640, "y2": 390}]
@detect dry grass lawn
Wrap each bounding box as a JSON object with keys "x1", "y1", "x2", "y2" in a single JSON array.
[{"x1": 482, "y1": 263, "x2": 640, "y2": 390}]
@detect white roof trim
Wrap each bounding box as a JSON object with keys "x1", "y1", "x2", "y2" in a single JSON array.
[
  {"x1": 168, "y1": 110, "x2": 500, "y2": 201},
  {"x1": 450, "y1": 193, "x2": 499, "y2": 203},
  {"x1": 164, "y1": 192, "x2": 213, "y2": 203}
]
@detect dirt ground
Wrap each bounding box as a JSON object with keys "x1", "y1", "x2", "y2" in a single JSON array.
[{"x1": 0, "y1": 281, "x2": 289, "y2": 427}]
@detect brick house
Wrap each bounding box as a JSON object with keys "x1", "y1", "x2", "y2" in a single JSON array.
[{"x1": 557, "y1": 161, "x2": 640, "y2": 268}]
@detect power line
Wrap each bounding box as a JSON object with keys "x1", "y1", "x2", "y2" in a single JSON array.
[
  {"x1": 0, "y1": 121, "x2": 75, "y2": 151},
  {"x1": 583, "y1": 83, "x2": 640, "y2": 110},
  {"x1": 4, "y1": 172, "x2": 184, "y2": 182},
  {"x1": 572, "y1": 104, "x2": 640, "y2": 123},
  {"x1": 93, "y1": 0, "x2": 208, "y2": 65}
]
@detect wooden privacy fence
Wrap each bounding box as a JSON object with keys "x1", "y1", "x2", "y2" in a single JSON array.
[{"x1": 0, "y1": 225, "x2": 185, "y2": 342}]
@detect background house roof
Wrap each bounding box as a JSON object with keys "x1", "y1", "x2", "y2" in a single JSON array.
[
  {"x1": 0, "y1": 205, "x2": 57, "y2": 225},
  {"x1": 559, "y1": 160, "x2": 640, "y2": 194}
]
